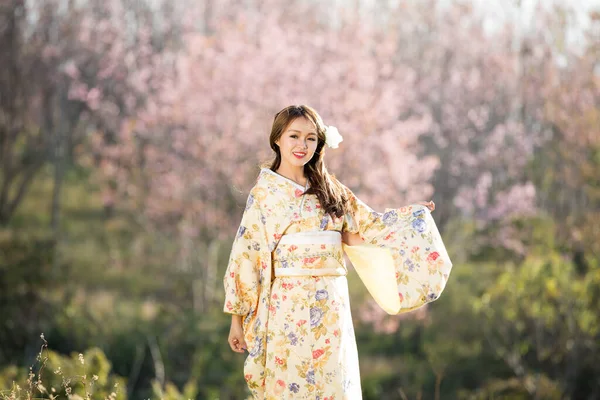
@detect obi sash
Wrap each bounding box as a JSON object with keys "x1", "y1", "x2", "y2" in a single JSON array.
[{"x1": 272, "y1": 231, "x2": 346, "y2": 277}]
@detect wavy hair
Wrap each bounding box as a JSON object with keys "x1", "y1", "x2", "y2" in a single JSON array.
[{"x1": 266, "y1": 105, "x2": 351, "y2": 218}]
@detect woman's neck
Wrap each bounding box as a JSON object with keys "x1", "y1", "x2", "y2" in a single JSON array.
[{"x1": 275, "y1": 165, "x2": 307, "y2": 187}]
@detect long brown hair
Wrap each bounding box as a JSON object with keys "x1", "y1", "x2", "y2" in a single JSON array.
[{"x1": 266, "y1": 105, "x2": 351, "y2": 218}]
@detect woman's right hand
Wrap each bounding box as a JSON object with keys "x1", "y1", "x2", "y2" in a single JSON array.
[{"x1": 228, "y1": 315, "x2": 247, "y2": 353}]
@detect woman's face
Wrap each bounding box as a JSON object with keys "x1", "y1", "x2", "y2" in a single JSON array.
[{"x1": 275, "y1": 117, "x2": 319, "y2": 171}]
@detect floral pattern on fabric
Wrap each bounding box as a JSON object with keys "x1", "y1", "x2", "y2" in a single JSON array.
[
  {"x1": 342, "y1": 191, "x2": 453, "y2": 313},
  {"x1": 224, "y1": 168, "x2": 453, "y2": 399}
]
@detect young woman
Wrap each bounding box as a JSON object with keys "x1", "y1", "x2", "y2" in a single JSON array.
[{"x1": 223, "y1": 105, "x2": 453, "y2": 399}]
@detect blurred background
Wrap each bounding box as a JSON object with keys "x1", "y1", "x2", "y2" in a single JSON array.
[{"x1": 1, "y1": 0, "x2": 599, "y2": 398}]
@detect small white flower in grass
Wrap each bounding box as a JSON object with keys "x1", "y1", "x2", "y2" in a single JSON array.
[
  {"x1": 92, "y1": 375, "x2": 99, "y2": 381},
  {"x1": 79, "y1": 353, "x2": 85, "y2": 365},
  {"x1": 324, "y1": 125, "x2": 343, "y2": 149}
]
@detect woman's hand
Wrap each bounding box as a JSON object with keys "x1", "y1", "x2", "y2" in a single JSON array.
[
  {"x1": 342, "y1": 231, "x2": 364, "y2": 246},
  {"x1": 228, "y1": 315, "x2": 247, "y2": 353},
  {"x1": 417, "y1": 200, "x2": 435, "y2": 212}
]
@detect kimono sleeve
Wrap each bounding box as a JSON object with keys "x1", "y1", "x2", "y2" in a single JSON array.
[
  {"x1": 342, "y1": 189, "x2": 453, "y2": 314},
  {"x1": 223, "y1": 190, "x2": 268, "y2": 316}
]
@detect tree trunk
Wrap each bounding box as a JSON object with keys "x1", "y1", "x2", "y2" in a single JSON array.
[
  {"x1": 193, "y1": 240, "x2": 208, "y2": 313},
  {"x1": 434, "y1": 371, "x2": 443, "y2": 400},
  {"x1": 50, "y1": 117, "x2": 66, "y2": 235},
  {"x1": 204, "y1": 239, "x2": 220, "y2": 307}
]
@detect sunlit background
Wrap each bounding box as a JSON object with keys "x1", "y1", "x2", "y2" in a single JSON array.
[{"x1": 1, "y1": 0, "x2": 599, "y2": 398}]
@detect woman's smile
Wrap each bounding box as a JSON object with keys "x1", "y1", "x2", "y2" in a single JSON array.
[{"x1": 293, "y1": 151, "x2": 307, "y2": 159}]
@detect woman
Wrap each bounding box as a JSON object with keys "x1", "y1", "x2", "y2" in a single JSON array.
[{"x1": 223, "y1": 105, "x2": 453, "y2": 399}]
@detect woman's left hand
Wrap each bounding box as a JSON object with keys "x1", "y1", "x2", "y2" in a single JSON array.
[
  {"x1": 342, "y1": 231, "x2": 364, "y2": 246},
  {"x1": 417, "y1": 200, "x2": 435, "y2": 212}
]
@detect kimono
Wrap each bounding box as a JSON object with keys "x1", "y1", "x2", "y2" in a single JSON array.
[{"x1": 223, "y1": 168, "x2": 453, "y2": 399}]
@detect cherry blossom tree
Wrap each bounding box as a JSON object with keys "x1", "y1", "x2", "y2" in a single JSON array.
[
  {"x1": 0, "y1": 0, "x2": 181, "y2": 227},
  {"x1": 96, "y1": 5, "x2": 438, "y2": 241}
]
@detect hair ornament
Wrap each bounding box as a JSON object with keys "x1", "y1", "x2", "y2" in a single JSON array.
[{"x1": 324, "y1": 125, "x2": 343, "y2": 149}]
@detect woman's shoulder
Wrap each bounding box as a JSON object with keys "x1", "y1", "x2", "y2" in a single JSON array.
[
  {"x1": 251, "y1": 168, "x2": 272, "y2": 191},
  {"x1": 245, "y1": 169, "x2": 273, "y2": 206}
]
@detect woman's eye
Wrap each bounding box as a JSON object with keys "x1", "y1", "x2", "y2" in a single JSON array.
[
  {"x1": 308, "y1": 138, "x2": 316, "y2": 141},
  {"x1": 290, "y1": 134, "x2": 298, "y2": 138}
]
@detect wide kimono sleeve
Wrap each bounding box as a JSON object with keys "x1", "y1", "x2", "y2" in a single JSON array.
[
  {"x1": 223, "y1": 189, "x2": 269, "y2": 317},
  {"x1": 342, "y1": 189, "x2": 453, "y2": 315}
]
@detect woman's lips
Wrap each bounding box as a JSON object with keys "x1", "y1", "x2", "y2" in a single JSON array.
[{"x1": 293, "y1": 152, "x2": 306, "y2": 159}]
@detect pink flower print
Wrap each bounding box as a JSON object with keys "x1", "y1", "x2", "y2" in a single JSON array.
[
  {"x1": 325, "y1": 338, "x2": 330, "y2": 344},
  {"x1": 399, "y1": 292, "x2": 404, "y2": 302},
  {"x1": 244, "y1": 374, "x2": 253, "y2": 382},
  {"x1": 427, "y1": 251, "x2": 440, "y2": 262},
  {"x1": 275, "y1": 356, "x2": 284, "y2": 366},
  {"x1": 312, "y1": 348, "x2": 325, "y2": 359},
  {"x1": 274, "y1": 379, "x2": 286, "y2": 395},
  {"x1": 321, "y1": 244, "x2": 326, "y2": 249},
  {"x1": 294, "y1": 189, "x2": 303, "y2": 197},
  {"x1": 303, "y1": 256, "x2": 319, "y2": 264},
  {"x1": 411, "y1": 246, "x2": 420, "y2": 253},
  {"x1": 297, "y1": 319, "x2": 307, "y2": 326},
  {"x1": 288, "y1": 245, "x2": 298, "y2": 252}
]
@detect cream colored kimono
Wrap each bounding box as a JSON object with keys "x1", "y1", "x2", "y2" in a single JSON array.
[{"x1": 223, "y1": 168, "x2": 452, "y2": 399}]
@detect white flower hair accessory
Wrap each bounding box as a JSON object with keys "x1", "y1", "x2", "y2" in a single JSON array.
[{"x1": 324, "y1": 125, "x2": 343, "y2": 149}]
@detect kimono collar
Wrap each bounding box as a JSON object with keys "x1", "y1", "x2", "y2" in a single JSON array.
[{"x1": 260, "y1": 168, "x2": 310, "y2": 191}]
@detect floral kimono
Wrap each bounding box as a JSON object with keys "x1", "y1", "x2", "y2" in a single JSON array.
[{"x1": 223, "y1": 168, "x2": 453, "y2": 399}]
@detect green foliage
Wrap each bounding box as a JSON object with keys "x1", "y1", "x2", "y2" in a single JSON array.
[
  {"x1": 0, "y1": 230, "x2": 62, "y2": 365},
  {"x1": 472, "y1": 218, "x2": 600, "y2": 398},
  {"x1": 0, "y1": 343, "x2": 125, "y2": 400}
]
